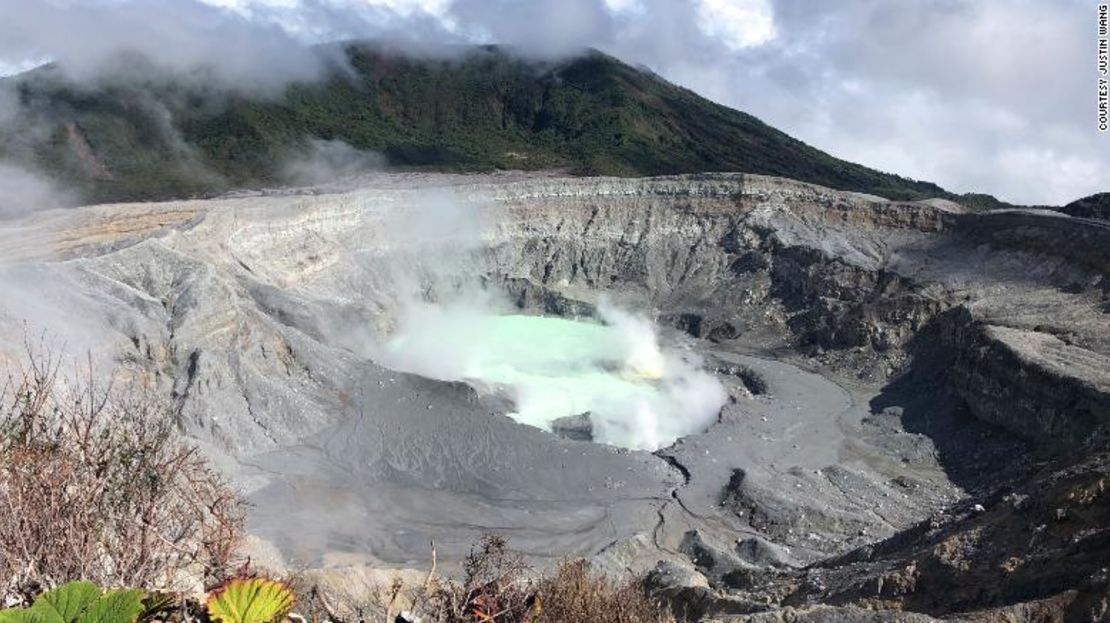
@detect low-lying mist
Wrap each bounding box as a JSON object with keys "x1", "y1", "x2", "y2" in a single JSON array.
[
  {"x1": 0, "y1": 161, "x2": 73, "y2": 217},
  {"x1": 281, "y1": 139, "x2": 386, "y2": 186}
]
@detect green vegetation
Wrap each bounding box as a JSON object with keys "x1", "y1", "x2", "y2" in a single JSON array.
[
  {"x1": 0, "y1": 581, "x2": 144, "y2": 623},
  {"x1": 0, "y1": 542, "x2": 672, "y2": 623},
  {"x1": 205, "y1": 579, "x2": 295, "y2": 623},
  {"x1": 0, "y1": 579, "x2": 295, "y2": 623},
  {"x1": 0, "y1": 43, "x2": 1016, "y2": 208}
]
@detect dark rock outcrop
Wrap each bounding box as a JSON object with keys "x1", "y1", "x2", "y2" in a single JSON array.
[
  {"x1": 759, "y1": 449, "x2": 1110, "y2": 621},
  {"x1": 550, "y1": 413, "x2": 594, "y2": 442},
  {"x1": 954, "y1": 324, "x2": 1110, "y2": 444}
]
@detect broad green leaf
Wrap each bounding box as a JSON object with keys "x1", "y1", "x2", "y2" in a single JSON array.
[
  {"x1": 0, "y1": 607, "x2": 41, "y2": 623},
  {"x1": 206, "y1": 579, "x2": 294, "y2": 623},
  {"x1": 75, "y1": 590, "x2": 144, "y2": 623},
  {"x1": 31, "y1": 582, "x2": 101, "y2": 623}
]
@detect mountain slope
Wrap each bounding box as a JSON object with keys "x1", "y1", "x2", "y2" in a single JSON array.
[
  {"x1": 0, "y1": 43, "x2": 1012, "y2": 207},
  {"x1": 1060, "y1": 192, "x2": 1110, "y2": 220}
]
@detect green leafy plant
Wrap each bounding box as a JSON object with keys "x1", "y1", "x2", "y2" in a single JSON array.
[
  {"x1": 0, "y1": 581, "x2": 145, "y2": 623},
  {"x1": 205, "y1": 578, "x2": 295, "y2": 623}
]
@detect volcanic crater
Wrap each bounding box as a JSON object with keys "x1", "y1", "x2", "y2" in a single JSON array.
[{"x1": 1, "y1": 171, "x2": 1107, "y2": 618}]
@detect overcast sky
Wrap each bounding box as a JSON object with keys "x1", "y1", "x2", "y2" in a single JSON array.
[{"x1": 0, "y1": 0, "x2": 1103, "y2": 205}]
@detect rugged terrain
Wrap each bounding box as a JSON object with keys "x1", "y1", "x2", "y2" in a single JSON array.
[{"x1": 0, "y1": 172, "x2": 1106, "y2": 620}]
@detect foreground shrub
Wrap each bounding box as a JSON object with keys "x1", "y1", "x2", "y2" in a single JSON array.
[
  {"x1": 370, "y1": 535, "x2": 674, "y2": 623},
  {"x1": 0, "y1": 580, "x2": 144, "y2": 623},
  {"x1": 206, "y1": 578, "x2": 295, "y2": 623},
  {"x1": 0, "y1": 349, "x2": 244, "y2": 598},
  {"x1": 426, "y1": 535, "x2": 538, "y2": 622},
  {"x1": 535, "y1": 559, "x2": 673, "y2": 623}
]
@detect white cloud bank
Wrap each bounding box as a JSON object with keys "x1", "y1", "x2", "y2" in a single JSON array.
[{"x1": 0, "y1": 0, "x2": 1104, "y2": 205}]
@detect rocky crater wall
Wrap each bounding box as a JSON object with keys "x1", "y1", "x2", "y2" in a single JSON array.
[
  {"x1": 1, "y1": 172, "x2": 1107, "y2": 579},
  {"x1": 2, "y1": 173, "x2": 1106, "y2": 453}
]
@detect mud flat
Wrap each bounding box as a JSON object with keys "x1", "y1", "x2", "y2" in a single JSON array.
[{"x1": 239, "y1": 342, "x2": 949, "y2": 572}]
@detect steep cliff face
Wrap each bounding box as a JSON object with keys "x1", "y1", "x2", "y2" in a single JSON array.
[
  {"x1": 768, "y1": 246, "x2": 944, "y2": 356},
  {"x1": 959, "y1": 208, "x2": 1110, "y2": 275},
  {"x1": 950, "y1": 321, "x2": 1110, "y2": 444}
]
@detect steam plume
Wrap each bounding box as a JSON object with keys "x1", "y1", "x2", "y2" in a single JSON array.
[
  {"x1": 0, "y1": 161, "x2": 73, "y2": 217},
  {"x1": 347, "y1": 187, "x2": 726, "y2": 451},
  {"x1": 382, "y1": 300, "x2": 727, "y2": 450},
  {"x1": 281, "y1": 139, "x2": 386, "y2": 186}
]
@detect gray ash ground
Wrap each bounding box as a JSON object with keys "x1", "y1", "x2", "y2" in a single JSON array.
[{"x1": 240, "y1": 320, "x2": 1026, "y2": 578}]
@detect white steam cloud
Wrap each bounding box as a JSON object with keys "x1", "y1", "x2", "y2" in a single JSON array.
[
  {"x1": 0, "y1": 161, "x2": 73, "y2": 217},
  {"x1": 0, "y1": 0, "x2": 328, "y2": 93},
  {"x1": 345, "y1": 187, "x2": 726, "y2": 451},
  {"x1": 382, "y1": 300, "x2": 727, "y2": 451},
  {"x1": 281, "y1": 139, "x2": 386, "y2": 186}
]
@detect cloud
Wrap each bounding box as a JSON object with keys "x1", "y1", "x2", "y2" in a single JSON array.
[
  {"x1": 0, "y1": 0, "x2": 328, "y2": 92},
  {"x1": 578, "y1": 0, "x2": 1105, "y2": 205},
  {"x1": 730, "y1": 0, "x2": 1098, "y2": 204},
  {"x1": 0, "y1": 162, "x2": 74, "y2": 217},
  {"x1": 281, "y1": 139, "x2": 386, "y2": 186},
  {"x1": 696, "y1": 0, "x2": 775, "y2": 50},
  {"x1": 0, "y1": 0, "x2": 1104, "y2": 204},
  {"x1": 449, "y1": 0, "x2": 614, "y2": 57}
]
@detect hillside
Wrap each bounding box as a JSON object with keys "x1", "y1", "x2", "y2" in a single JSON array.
[
  {"x1": 1059, "y1": 192, "x2": 1110, "y2": 220},
  {"x1": 0, "y1": 43, "x2": 1014, "y2": 207}
]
